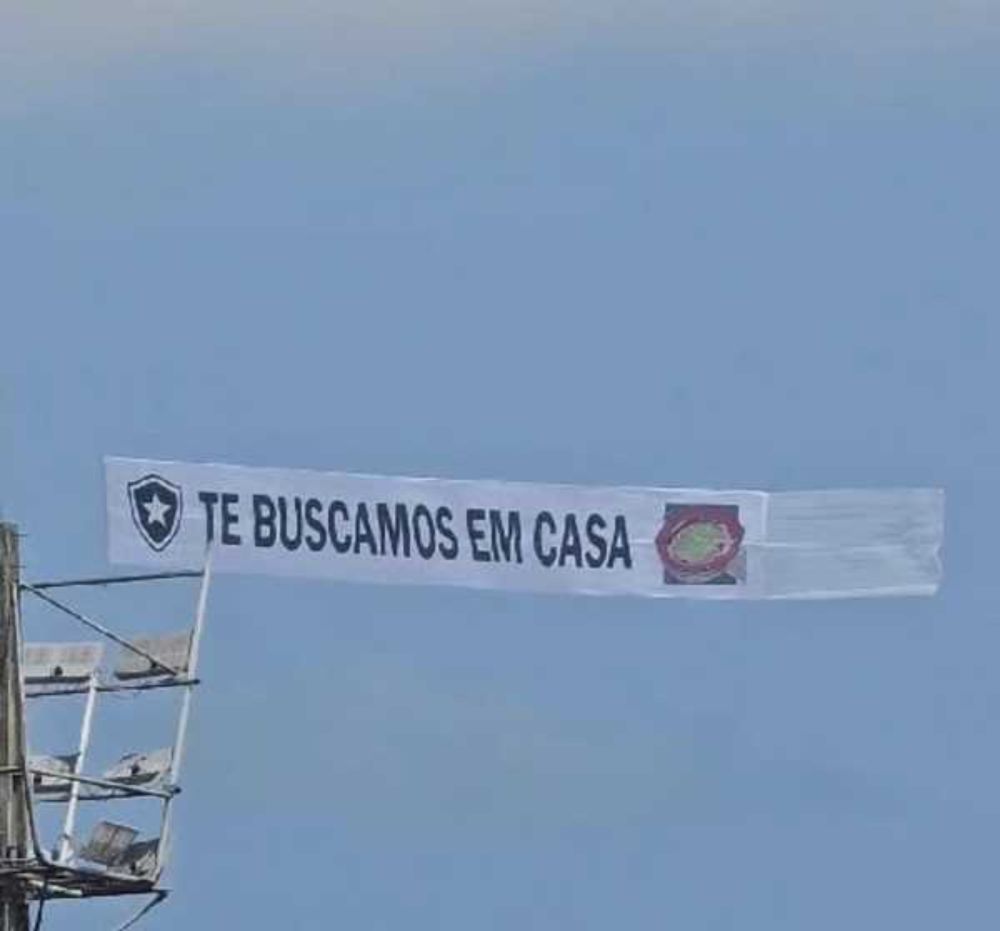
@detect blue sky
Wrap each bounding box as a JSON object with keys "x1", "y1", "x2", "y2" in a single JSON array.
[{"x1": 2, "y1": 5, "x2": 999, "y2": 928}]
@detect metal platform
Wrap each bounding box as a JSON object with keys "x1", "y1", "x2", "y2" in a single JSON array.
[{"x1": 0, "y1": 858, "x2": 160, "y2": 901}]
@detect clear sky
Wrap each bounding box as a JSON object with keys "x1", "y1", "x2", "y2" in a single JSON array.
[{"x1": 2, "y1": 4, "x2": 998, "y2": 928}]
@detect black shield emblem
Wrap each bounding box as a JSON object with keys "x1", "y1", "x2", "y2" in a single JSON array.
[{"x1": 127, "y1": 474, "x2": 183, "y2": 552}]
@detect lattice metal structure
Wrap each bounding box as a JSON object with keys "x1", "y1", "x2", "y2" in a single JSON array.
[{"x1": 0, "y1": 523, "x2": 211, "y2": 931}]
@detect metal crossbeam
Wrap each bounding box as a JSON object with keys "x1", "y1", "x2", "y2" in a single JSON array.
[
  {"x1": 26, "y1": 572, "x2": 202, "y2": 591},
  {"x1": 25, "y1": 678, "x2": 200, "y2": 699},
  {"x1": 28, "y1": 769, "x2": 175, "y2": 802}
]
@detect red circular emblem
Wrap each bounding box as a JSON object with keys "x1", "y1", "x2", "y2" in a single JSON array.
[{"x1": 655, "y1": 506, "x2": 745, "y2": 582}]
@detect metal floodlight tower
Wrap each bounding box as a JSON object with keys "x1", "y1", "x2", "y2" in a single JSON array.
[{"x1": 0, "y1": 523, "x2": 212, "y2": 930}]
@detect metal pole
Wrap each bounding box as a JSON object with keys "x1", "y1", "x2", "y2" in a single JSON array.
[
  {"x1": 57, "y1": 674, "x2": 98, "y2": 863},
  {"x1": 169, "y1": 551, "x2": 212, "y2": 786},
  {"x1": 159, "y1": 550, "x2": 212, "y2": 870},
  {"x1": 0, "y1": 524, "x2": 30, "y2": 931}
]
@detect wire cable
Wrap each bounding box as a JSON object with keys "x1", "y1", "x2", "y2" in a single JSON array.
[
  {"x1": 111, "y1": 892, "x2": 168, "y2": 931},
  {"x1": 31, "y1": 879, "x2": 48, "y2": 931}
]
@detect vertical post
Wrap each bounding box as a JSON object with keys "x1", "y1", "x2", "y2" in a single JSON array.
[
  {"x1": 159, "y1": 551, "x2": 212, "y2": 869},
  {"x1": 0, "y1": 525, "x2": 30, "y2": 931},
  {"x1": 57, "y1": 674, "x2": 99, "y2": 863},
  {"x1": 169, "y1": 552, "x2": 212, "y2": 786}
]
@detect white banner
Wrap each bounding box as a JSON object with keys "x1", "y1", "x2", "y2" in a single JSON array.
[{"x1": 105, "y1": 457, "x2": 944, "y2": 600}]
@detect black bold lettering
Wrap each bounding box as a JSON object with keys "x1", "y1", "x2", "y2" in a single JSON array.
[
  {"x1": 198, "y1": 491, "x2": 220, "y2": 543},
  {"x1": 328, "y1": 500, "x2": 352, "y2": 553},
  {"x1": 466, "y1": 508, "x2": 490, "y2": 562},
  {"x1": 354, "y1": 502, "x2": 378, "y2": 555},
  {"x1": 585, "y1": 514, "x2": 608, "y2": 568},
  {"x1": 607, "y1": 515, "x2": 633, "y2": 569},
  {"x1": 558, "y1": 514, "x2": 582, "y2": 567},
  {"x1": 376, "y1": 502, "x2": 411, "y2": 557},
  {"x1": 490, "y1": 510, "x2": 523, "y2": 564},
  {"x1": 412, "y1": 505, "x2": 436, "y2": 559},
  {"x1": 304, "y1": 498, "x2": 327, "y2": 552},
  {"x1": 252, "y1": 494, "x2": 275, "y2": 548},
  {"x1": 278, "y1": 496, "x2": 303, "y2": 551},
  {"x1": 534, "y1": 511, "x2": 557, "y2": 567},
  {"x1": 436, "y1": 507, "x2": 459, "y2": 560},
  {"x1": 221, "y1": 493, "x2": 241, "y2": 546}
]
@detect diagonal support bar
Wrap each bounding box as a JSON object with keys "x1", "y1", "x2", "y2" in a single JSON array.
[{"x1": 19, "y1": 586, "x2": 182, "y2": 678}]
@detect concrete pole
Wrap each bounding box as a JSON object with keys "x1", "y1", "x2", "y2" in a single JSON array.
[{"x1": 0, "y1": 525, "x2": 31, "y2": 931}]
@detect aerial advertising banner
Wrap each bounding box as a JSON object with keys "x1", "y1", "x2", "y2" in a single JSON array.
[{"x1": 105, "y1": 457, "x2": 944, "y2": 600}]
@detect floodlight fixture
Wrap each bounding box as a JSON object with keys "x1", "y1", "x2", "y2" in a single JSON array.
[
  {"x1": 79, "y1": 821, "x2": 139, "y2": 867},
  {"x1": 28, "y1": 754, "x2": 77, "y2": 798},
  {"x1": 114, "y1": 631, "x2": 192, "y2": 680},
  {"x1": 113, "y1": 839, "x2": 160, "y2": 880},
  {"x1": 23, "y1": 642, "x2": 102, "y2": 684},
  {"x1": 102, "y1": 749, "x2": 172, "y2": 787}
]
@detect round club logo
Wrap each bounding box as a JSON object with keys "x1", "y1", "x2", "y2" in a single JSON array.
[
  {"x1": 127, "y1": 474, "x2": 183, "y2": 552},
  {"x1": 655, "y1": 504, "x2": 745, "y2": 585}
]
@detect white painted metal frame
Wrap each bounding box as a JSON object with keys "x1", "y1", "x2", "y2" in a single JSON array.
[
  {"x1": 13, "y1": 548, "x2": 213, "y2": 923},
  {"x1": 158, "y1": 550, "x2": 212, "y2": 871},
  {"x1": 56, "y1": 672, "x2": 97, "y2": 863}
]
